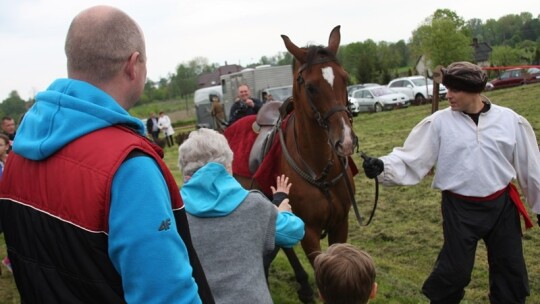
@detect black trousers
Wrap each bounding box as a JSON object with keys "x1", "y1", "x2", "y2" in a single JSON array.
[
  {"x1": 422, "y1": 190, "x2": 529, "y2": 304},
  {"x1": 165, "y1": 135, "x2": 174, "y2": 147}
]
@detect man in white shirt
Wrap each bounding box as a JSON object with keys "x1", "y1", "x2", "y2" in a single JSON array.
[{"x1": 362, "y1": 61, "x2": 540, "y2": 303}]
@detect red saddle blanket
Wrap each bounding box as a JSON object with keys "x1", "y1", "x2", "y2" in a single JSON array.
[
  {"x1": 224, "y1": 114, "x2": 359, "y2": 197},
  {"x1": 224, "y1": 115, "x2": 281, "y2": 196}
]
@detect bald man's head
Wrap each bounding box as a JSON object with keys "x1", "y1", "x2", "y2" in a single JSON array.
[{"x1": 65, "y1": 5, "x2": 146, "y2": 83}]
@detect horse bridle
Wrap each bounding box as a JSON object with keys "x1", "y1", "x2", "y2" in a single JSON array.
[{"x1": 296, "y1": 57, "x2": 354, "y2": 130}]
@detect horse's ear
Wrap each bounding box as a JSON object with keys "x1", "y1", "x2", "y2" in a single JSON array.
[
  {"x1": 327, "y1": 25, "x2": 341, "y2": 55},
  {"x1": 281, "y1": 34, "x2": 306, "y2": 63}
]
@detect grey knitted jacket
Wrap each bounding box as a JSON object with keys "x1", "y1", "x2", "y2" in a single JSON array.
[{"x1": 187, "y1": 191, "x2": 277, "y2": 304}]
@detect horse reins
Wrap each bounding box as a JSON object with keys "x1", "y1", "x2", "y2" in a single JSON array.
[
  {"x1": 278, "y1": 114, "x2": 345, "y2": 191},
  {"x1": 341, "y1": 153, "x2": 379, "y2": 226}
]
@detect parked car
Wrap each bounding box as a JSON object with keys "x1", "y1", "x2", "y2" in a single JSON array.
[
  {"x1": 485, "y1": 68, "x2": 540, "y2": 91},
  {"x1": 387, "y1": 76, "x2": 447, "y2": 105},
  {"x1": 347, "y1": 83, "x2": 379, "y2": 97},
  {"x1": 349, "y1": 86, "x2": 410, "y2": 116},
  {"x1": 528, "y1": 67, "x2": 540, "y2": 84}
]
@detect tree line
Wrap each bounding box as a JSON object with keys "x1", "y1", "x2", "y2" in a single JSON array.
[{"x1": 3, "y1": 9, "x2": 539, "y2": 118}]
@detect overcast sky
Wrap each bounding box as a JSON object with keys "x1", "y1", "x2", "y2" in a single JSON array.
[{"x1": 1, "y1": 0, "x2": 538, "y2": 101}]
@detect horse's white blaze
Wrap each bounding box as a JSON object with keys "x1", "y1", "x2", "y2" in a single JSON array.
[
  {"x1": 340, "y1": 117, "x2": 354, "y2": 155},
  {"x1": 321, "y1": 67, "x2": 334, "y2": 89}
]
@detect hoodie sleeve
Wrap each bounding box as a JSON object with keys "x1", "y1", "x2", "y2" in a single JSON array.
[
  {"x1": 109, "y1": 156, "x2": 201, "y2": 304},
  {"x1": 275, "y1": 211, "x2": 305, "y2": 248}
]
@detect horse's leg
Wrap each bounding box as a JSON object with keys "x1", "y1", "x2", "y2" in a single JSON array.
[
  {"x1": 301, "y1": 226, "x2": 323, "y2": 266},
  {"x1": 282, "y1": 247, "x2": 314, "y2": 303},
  {"x1": 263, "y1": 246, "x2": 280, "y2": 281},
  {"x1": 327, "y1": 218, "x2": 349, "y2": 245}
]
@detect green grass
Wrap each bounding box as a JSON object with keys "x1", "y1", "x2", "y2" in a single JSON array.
[{"x1": 2, "y1": 84, "x2": 540, "y2": 303}]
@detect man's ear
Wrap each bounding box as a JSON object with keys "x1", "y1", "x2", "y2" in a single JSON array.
[
  {"x1": 370, "y1": 282, "x2": 378, "y2": 299},
  {"x1": 125, "y1": 51, "x2": 141, "y2": 80}
]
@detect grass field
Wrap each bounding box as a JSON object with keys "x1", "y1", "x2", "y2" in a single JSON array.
[{"x1": 2, "y1": 83, "x2": 540, "y2": 303}]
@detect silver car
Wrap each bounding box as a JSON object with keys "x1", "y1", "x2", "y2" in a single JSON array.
[{"x1": 349, "y1": 86, "x2": 410, "y2": 116}]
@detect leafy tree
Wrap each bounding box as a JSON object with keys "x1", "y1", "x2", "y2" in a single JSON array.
[
  {"x1": 275, "y1": 51, "x2": 293, "y2": 66},
  {"x1": 483, "y1": 19, "x2": 499, "y2": 44},
  {"x1": 356, "y1": 40, "x2": 378, "y2": 84},
  {"x1": 169, "y1": 63, "x2": 198, "y2": 98},
  {"x1": 187, "y1": 57, "x2": 211, "y2": 75},
  {"x1": 393, "y1": 40, "x2": 410, "y2": 67},
  {"x1": 410, "y1": 9, "x2": 472, "y2": 68},
  {"x1": 258, "y1": 55, "x2": 274, "y2": 65},
  {"x1": 0, "y1": 91, "x2": 27, "y2": 120},
  {"x1": 376, "y1": 41, "x2": 401, "y2": 84},
  {"x1": 521, "y1": 18, "x2": 540, "y2": 42},
  {"x1": 489, "y1": 45, "x2": 522, "y2": 66},
  {"x1": 467, "y1": 18, "x2": 484, "y2": 40},
  {"x1": 498, "y1": 14, "x2": 525, "y2": 46},
  {"x1": 338, "y1": 42, "x2": 363, "y2": 84},
  {"x1": 517, "y1": 40, "x2": 537, "y2": 64}
]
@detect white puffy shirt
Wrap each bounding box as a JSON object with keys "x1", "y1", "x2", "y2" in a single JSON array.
[{"x1": 380, "y1": 101, "x2": 540, "y2": 214}]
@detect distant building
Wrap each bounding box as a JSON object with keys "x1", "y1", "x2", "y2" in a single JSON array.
[
  {"x1": 471, "y1": 38, "x2": 492, "y2": 67},
  {"x1": 197, "y1": 64, "x2": 243, "y2": 88}
]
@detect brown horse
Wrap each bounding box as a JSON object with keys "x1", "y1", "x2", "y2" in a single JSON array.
[
  {"x1": 279, "y1": 25, "x2": 357, "y2": 262},
  {"x1": 227, "y1": 25, "x2": 358, "y2": 303}
]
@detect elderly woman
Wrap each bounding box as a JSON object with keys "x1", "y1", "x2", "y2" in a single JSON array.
[{"x1": 178, "y1": 128, "x2": 304, "y2": 304}]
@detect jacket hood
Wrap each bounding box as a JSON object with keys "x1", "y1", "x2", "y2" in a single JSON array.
[
  {"x1": 13, "y1": 78, "x2": 145, "y2": 160},
  {"x1": 181, "y1": 162, "x2": 249, "y2": 217}
]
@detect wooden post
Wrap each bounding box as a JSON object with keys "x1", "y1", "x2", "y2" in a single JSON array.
[{"x1": 431, "y1": 82, "x2": 439, "y2": 114}]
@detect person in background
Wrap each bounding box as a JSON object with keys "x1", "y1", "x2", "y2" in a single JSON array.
[
  {"x1": 0, "y1": 134, "x2": 11, "y2": 273},
  {"x1": 228, "y1": 84, "x2": 262, "y2": 125},
  {"x1": 178, "y1": 128, "x2": 304, "y2": 304},
  {"x1": 314, "y1": 243, "x2": 377, "y2": 304},
  {"x1": 146, "y1": 112, "x2": 160, "y2": 142},
  {"x1": 0, "y1": 5, "x2": 213, "y2": 303},
  {"x1": 362, "y1": 61, "x2": 540, "y2": 303},
  {"x1": 0, "y1": 134, "x2": 9, "y2": 179},
  {"x1": 158, "y1": 111, "x2": 175, "y2": 147},
  {"x1": 1, "y1": 117, "x2": 16, "y2": 154},
  {"x1": 210, "y1": 94, "x2": 227, "y2": 133}
]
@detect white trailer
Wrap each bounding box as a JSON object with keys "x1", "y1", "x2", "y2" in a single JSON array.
[{"x1": 220, "y1": 65, "x2": 293, "y2": 117}]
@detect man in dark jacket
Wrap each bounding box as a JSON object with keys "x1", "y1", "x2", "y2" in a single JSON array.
[
  {"x1": 146, "y1": 112, "x2": 160, "y2": 142},
  {"x1": 228, "y1": 84, "x2": 262, "y2": 125}
]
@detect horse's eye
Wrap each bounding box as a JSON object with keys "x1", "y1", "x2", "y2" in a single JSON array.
[{"x1": 306, "y1": 84, "x2": 317, "y2": 95}]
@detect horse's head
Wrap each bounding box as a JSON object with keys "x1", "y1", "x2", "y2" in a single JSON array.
[{"x1": 281, "y1": 26, "x2": 358, "y2": 157}]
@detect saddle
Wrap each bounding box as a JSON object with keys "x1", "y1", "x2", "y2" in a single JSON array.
[
  {"x1": 248, "y1": 98, "x2": 294, "y2": 174},
  {"x1": 248, "y1": 100, "x2": 284, "y2": 174}
]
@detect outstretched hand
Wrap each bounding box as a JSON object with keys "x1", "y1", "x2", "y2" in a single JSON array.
[
  {"x1": 271, "y1": 174, "x2": 292, "y2": 195},
  {"x1": 361, "y1": 154, "x2": 384, "y2": 179}
]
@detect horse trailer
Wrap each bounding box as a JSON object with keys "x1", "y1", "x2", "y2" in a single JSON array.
[{"x1": 220, "y1": 65, "x2": 293, "y2": 107}]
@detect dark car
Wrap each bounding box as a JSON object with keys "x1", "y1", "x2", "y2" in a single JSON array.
[{"x1": 485, "y1": 68, "x2": 540, "y2": 91}]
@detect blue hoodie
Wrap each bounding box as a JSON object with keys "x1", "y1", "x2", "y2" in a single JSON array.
[
  {"x1": 14, "y1": 79, "x2": 200, "y2": 304},
  {"x1": 181, "y1": 162, "x2": 305, "y2": 248}
]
